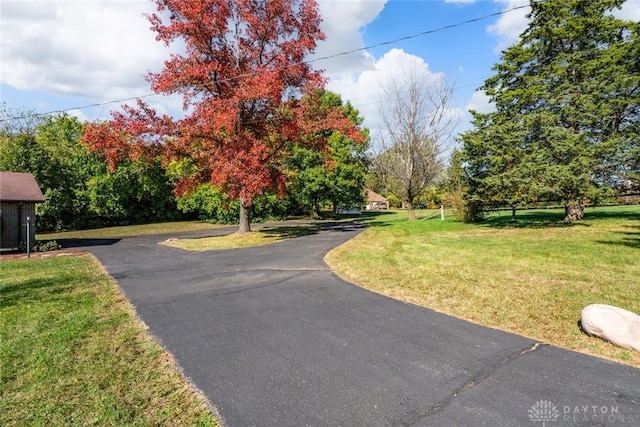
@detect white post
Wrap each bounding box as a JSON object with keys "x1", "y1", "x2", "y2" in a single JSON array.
[{"x1": 440, "y1": 205, "x2": 444, "y2": 221}]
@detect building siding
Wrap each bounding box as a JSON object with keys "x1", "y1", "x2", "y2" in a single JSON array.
[{"x1": 0, "y1": 202, "x2": 37, "y2": 250}]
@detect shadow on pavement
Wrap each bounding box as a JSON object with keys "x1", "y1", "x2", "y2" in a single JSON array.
[{"x1": 56, "y1": 238, "x2": 121, "y2": 249}]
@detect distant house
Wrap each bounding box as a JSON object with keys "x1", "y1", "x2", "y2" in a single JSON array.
[
  {"x1": 365, "y1": 190, "x2": 388, "y2": 210},
  {"x1": 0, "y1": 172, "x2": 45, "y2": 251}
]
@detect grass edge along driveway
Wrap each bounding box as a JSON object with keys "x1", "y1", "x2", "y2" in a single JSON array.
[
  {"x1": 325, "y1": 206, "x2": 640, "y2": 368},
  {"x1": 0, "y1": 254, "x2": 219, "y2": 426}
]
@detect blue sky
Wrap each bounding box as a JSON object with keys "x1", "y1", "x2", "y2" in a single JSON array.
[
  {"x1": 362, "y1": 1, "x2": 500, "y2": 73},
  {"x1": 340, "y1": 1, "x2": 507, "y2": 108},
  {"x1": 1, "y1": 0, "x2": 639, "y2": 144}
]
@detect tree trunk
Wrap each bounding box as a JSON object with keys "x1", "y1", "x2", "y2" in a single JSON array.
[
  {"x1": 238, "y1": 198, "x2": 251, "y2": 233},
  {"x1": 511, "y1": 207, "x2": 516, "y2": 221},
  {"x1": 406, "y1": 200, "x2": 417, "y2": 221},
  {"x1": 312, "y1": 199, "x2": 321, "y2": 220},
  {"x1": 564, "y1": 198, "x2": 584, "y2": 221}
]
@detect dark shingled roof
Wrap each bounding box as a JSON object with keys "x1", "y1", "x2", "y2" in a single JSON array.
[{"x1": 0, "y1": 172, "x2": 46, "y2": 202}]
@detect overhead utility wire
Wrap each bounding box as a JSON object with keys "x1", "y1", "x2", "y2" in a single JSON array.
[
  {"x1": 0, "y1": 3, "x2": 530, "y2": 123},
  {"x1": 308, "y1": 3, "x2": 531, "y2": 64}
]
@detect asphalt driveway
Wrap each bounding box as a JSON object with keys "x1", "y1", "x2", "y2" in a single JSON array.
[{"x1": 83, "y1": 222, "x2": 639, "y2": 426}]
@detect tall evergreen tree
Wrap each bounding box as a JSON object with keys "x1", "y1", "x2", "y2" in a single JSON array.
[{"x1": 461, "y1": 0, "x2": 639, "y2": 221}]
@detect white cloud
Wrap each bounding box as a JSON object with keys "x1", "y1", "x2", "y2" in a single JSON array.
[
  {"x1": 0, "y1": 1, "x2": 166, "y2": 103},
  {"x1": 0, "y1": 0, "x2": 388, "y2": 120},
  {"x1": 488, "y1": 0, "x2": 531, "y2": 52},
  {"x1": 318, "y1": 0, "x2": 386, "y2": 35},
  {"x1": 327, "y1": 48, "x2": 450, "y2": 147},
  {"x1": 613, "y1": 0, "x2": 640, "y2": 20},
  {"x1": 313, "y1": 0, "x2": 387, "y2": 79},
  {"x1": 67, "y1": 108, "x2": 88, "y2": 122},
  {"x1": 465, "y1": 90, "x2": 493, "y2": 115},
  {"x1": 453, "y1": 89, "x2": 494, "y2": 136}
]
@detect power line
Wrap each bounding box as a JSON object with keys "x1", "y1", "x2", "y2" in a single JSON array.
[
  {"x1": 0, "y1": 3, "x2": 530, "y2": 123},
  {"x1": 45, "y1": 93, "x2": 159, "y2": 115},
  {"x1": 0, "y1": 92, "x2": 161, "y2": 124},
  {"x1": 309, "y1": 3, "x2": 530, "y2": 64}
]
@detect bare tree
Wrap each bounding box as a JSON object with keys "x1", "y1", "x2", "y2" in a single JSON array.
[
  {"x1": 373, "y1": 67, "x2": 458, "y2": 220},
  {"x1": 0, "y1": 103, "x2": 44, "y2": 136}
]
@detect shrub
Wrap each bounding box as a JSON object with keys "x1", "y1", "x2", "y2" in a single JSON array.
[
  {"x1": 18, "y1": 239, "x2": 62, "y2": 253},
  {"x1": 445, "y1": 188, "x2": 485, "y2": 223}
]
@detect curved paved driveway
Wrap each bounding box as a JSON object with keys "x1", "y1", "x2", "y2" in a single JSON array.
[{"x1": 83, "y1": 222, "x2": 639, "y2": 426}]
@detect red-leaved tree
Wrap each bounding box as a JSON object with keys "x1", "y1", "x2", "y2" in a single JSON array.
[{"x1": 82, "y1": 0, "x2": 362, "y2": 232}]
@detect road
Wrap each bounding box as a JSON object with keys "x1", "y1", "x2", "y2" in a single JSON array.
[{"x1": 80, "y1": 222, "x2": 639, "y2": 426}]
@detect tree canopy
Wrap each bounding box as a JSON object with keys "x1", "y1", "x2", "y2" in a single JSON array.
[
  {"x1": 285, "y1": 91, "x2": 369, "y2": 218},
  {"x1": 460, "y1": 0, "x2": 640, "y2": 221},
  {"x1": 82, "y1": 0, "x2": 362, "y2": 232},
  {"x1": 0, "y1": 110, "x2": 177, "y2": 231},
  {"x1": 372, "y1": 66, "x2": 456, "y2": 220}
]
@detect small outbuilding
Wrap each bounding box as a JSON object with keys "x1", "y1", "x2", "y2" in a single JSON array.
[
  {"x1": 0, "y1": 172, "x2": 45, "y2": 251},
  {"x1": 365, "y1": 190, "x2": 388, "y2": 210}
]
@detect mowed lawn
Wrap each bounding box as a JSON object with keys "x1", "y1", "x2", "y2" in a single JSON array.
[
  {"x1": 325, "y1": 205, "x2": 640, "y2": 367},
  {"x1": 0, "y1": 255, "x2": 218, "y2": 426},
  {"x1": 8, "y1": 207, "x2": 637, "y2": 425},
  {"x1": 37, "y1": 220, "x2": 223, "y2": 240}
]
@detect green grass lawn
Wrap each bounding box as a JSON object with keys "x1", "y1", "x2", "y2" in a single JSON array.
[
  {"x1": 325, "y1": 205, "x2": 640, "y2": 367},
  {"x1": 37, "y1": 220, "x2": 223, "y2": 240},
  {"x1": 0, "y1": 255, "x2": 218, "y2": 426},
  {"x1": 161, "y1": 224, "x2": 322, "y2": 250},
  {"x1": 22, "y1": 202, "x2": 640, "y2": 413}
]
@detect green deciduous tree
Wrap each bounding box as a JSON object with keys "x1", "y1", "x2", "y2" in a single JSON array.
[
  {"x1": 34, "y1": 114, "x2": 102, "y2": 230},
  {"x1": 85, "y1": 158, "x2": 178, "y2": 227},
  {"x1": 177, "y1": 183, "x2": 288, "y2": 224},
  {"x1": 0, "y1": 112, "x2": 98, "y2": 230},
  {"x1": 326, "y1": 128, "x2": 370, "y2": 211},
  {"x1": 285, "y1": 91, "x2": 369, "y2": 218},
  {"x1": 286, "y1": 144, "x2": 330, "y2": 218},
  {"x1": 461, "y1": 0, "x2": 640, "y2": 221},
  {"x1": 0, "y1": 109, "x2": 179, "y2": 230}
]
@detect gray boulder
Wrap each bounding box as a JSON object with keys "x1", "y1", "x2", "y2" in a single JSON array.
[{"x1": 580, "y1": 304, "x2": 640, "y2": 352}]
